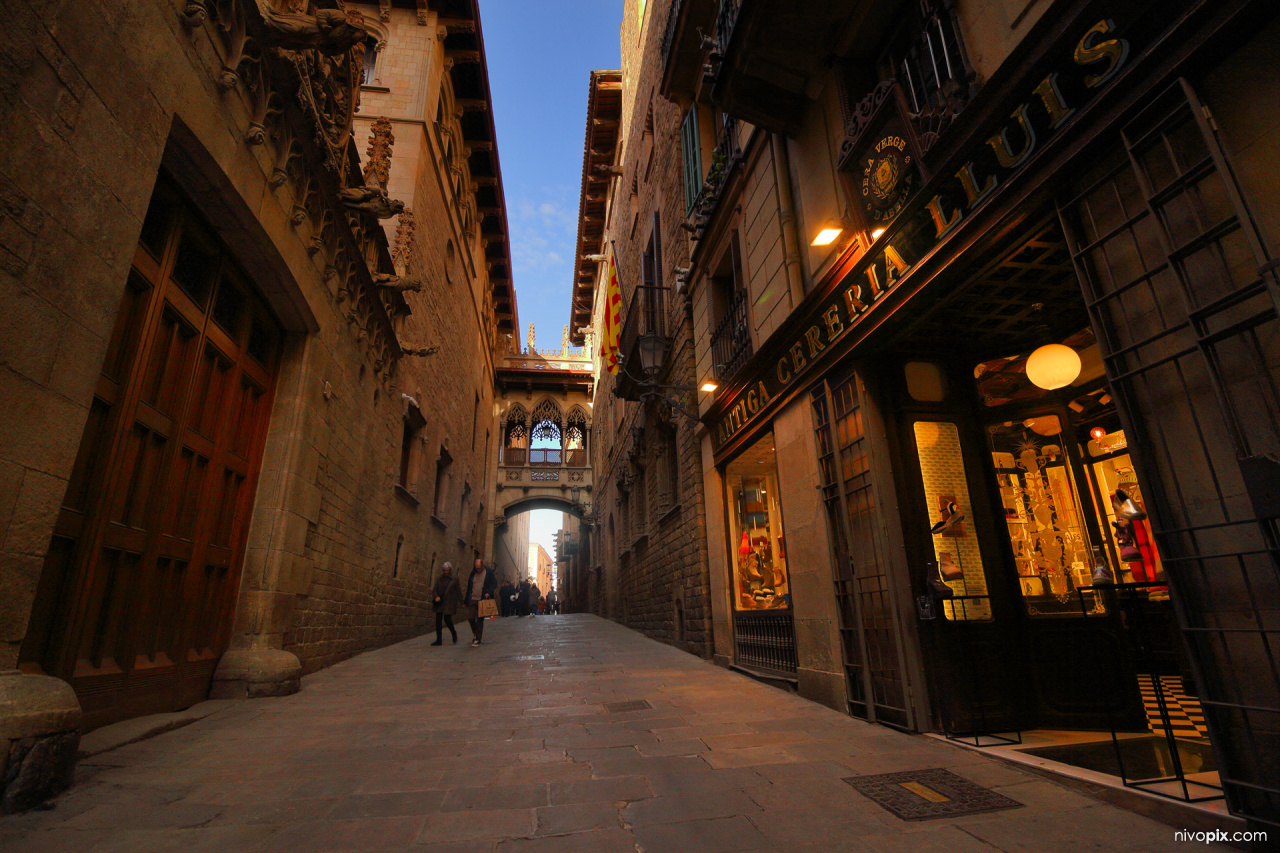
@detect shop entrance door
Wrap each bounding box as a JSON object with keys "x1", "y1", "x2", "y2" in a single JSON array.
[
  {"x1": 19, "y1": 179, "x2": 281, "y2": 730},
  {"x1": 812, "y1": 372, "x2": 918, "y2": 729},
  {"x1": 1057, "y1": 79, "x2": 1280, "y2": 824}
]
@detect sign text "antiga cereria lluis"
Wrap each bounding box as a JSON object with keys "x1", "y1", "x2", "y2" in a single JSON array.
[{"x1": 710, "y1": 19, "x2": 1130, "y2": 453}]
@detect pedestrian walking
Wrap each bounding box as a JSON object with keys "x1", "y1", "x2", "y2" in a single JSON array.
[
  {"x1": 546, "y1": 588, "x2": 559, "y2": 615},
  {"x1": 530, "y1": 584, "x2": 541, "y2": 617},
  {"x1": 517, "y1": 580, "x2": 531, "y2": 616},
  {"x1": 462, "y1": 558, "x2": 497, "y2": 645},
  {"x1": 430, "y1": 562, "x2": 460, "y2": 645},
  {"x1": 498, "y1": 581, "x2": 512, "y2": 617}
]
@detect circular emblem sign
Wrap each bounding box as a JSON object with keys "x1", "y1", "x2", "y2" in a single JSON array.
[{"x1": 860, "y1": 135, "x2": 915, "y2": 223}]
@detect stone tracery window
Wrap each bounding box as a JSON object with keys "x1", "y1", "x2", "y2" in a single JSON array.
[
  {"x1": 503, "y1": 404, "x2": 528, "y2": 465},
  {"x1": 531, "y1": 398, "x2": 563, "y2": 466},
  {"x1": 565, "y1": 406, "x2": 588, "y2": 466}
]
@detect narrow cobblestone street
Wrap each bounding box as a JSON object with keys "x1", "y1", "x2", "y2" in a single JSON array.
[{"x1": 0, "y1": 616, "x2": 1222, "y2": 852}]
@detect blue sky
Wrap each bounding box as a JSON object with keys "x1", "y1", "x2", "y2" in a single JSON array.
[
  {"x1": 481, "y1": 0, "x2": 621, "y2": 354},
  {"x1": 480, "y1": 0, "x2": 621, "y2": 572}
]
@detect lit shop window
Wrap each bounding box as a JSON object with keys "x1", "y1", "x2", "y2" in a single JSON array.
[
  {"x1": 913, "y1": 421, "x2": 991, "y2": 621},
  {"x1": 724, "y1": 433, "x2": 791, "y2": 611},
  {"x1": 987, "y1": 416, "x2": 1105, "y2": 616}
]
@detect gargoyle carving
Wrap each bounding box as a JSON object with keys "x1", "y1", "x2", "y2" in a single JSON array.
[
  {"x1": 179, "y1": 1, "x2": 209, "y2": 28},
  {"x1": 401, "y1": 345, "x2": 440, "y2": 357},
  {"x1": 339, "y1": 186, "x2": 406, "y2": 218},
  {"x1": 258, "y1": 5, "x2": 366, "y2": 56},
  {"x1": 372, "y1": 273, "x2": 423, "y2": 293}
]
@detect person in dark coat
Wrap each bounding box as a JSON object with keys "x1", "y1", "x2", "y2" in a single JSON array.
[
  {"x1": 500, "y1": 581, "x2": 515, "y2": 617},
  {"x1": 529, "y1": 584, "x2": 541, "y2": 617},
  {"x1": 516, "y1": 580, "x2": 532, "y2": 616},
  {"x1": 431, "y1": 562, "x2": 461, "y2": 645},
  {"x1": 462, "y1": 558, "x2": 497, "y2": 645}
]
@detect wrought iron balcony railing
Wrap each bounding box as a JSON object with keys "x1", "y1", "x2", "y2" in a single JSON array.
[
  {"x1": 715, "y1": 0, "x2": 742, "y2": 56},
  {"x1": 684, "y1": 115, "x2": 742, "y2": 242},
  {"x1": 616, "y1": 284, "x2": 672, "y2": 400},
  {"x1": 661, "y1": 0, "x2": 687, "y2": 67},
  {"x1": 888, "y1": 1, "x2": 975, "y2": 149},
  {"x1": 710, "y1": 288, "x2": 752, "y2": 382}
]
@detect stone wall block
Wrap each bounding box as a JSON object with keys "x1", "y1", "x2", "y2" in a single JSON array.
[{"x1": 279, "y1": 555, "x2": 316, "y2": 597}]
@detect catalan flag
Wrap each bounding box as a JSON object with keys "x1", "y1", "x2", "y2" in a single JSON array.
[{"x1": 600, "y1": 246, "x2": 623, "y2": 375}]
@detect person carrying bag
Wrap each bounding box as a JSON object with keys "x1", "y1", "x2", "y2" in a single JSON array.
[{"x1": 462, "y1": 558, "x2": 497, "y2": 645}]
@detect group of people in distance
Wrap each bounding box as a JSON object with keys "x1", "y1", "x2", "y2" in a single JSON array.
[
  {"x1": 498, "y1": 579, "x2": 560, "y2": 617},
  {"x1": 428, "y1": 559, "x2": 563, "y2": 647}
]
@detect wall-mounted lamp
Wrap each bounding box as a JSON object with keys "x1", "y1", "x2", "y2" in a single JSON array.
[
  {"x1": 700, "y1": 381, "x2": 719, "y2": 393},
  {"x1": 871, "y1": 228, "x2": 886, "y2": 240},
  {"x1": 811, "y1": 219, "x2": 844, "y2": 246}
]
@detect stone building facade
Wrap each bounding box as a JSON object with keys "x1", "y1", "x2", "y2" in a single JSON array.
[
  {"x1": 493, "y1": 506, "x2": 529, "y2": 586},
  {"x1": 599, "y1": 0, "x2": 1280, "y2": 832},
  {"x1": 529, "y1": 542, "x2": 552, "y2": 592},
  {"x1": 0, "y1": 0, "x2": 514, "y2": 811},
  {"x1": 572, "y1": 4, "x2": 716, "y2": 659}
]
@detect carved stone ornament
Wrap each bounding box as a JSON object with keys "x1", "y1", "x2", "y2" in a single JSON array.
[
  {"x1": 257, "y1": 5, "x2": 366, "y2": 56},
  {"x1": 379, "y1": 0, "x2": 391, "y2": 22},
  {"x1": 339, "y1": 186, "x2": 405, "y2": 218},
  {"x1": 372, "y1": 273, "x2": 423, "y2": 293},
  {"x1": 402, "y1": 345, "x2": 440, "y2": 357},
  {"x1": 363, "y1": 117, "x2": 394, "y2": 190},
  {"x1": 838, "y1": 80, "x2": 896, "y2": 168},
  {"x1": 179, "y1": 1, "x2": 209, "y2": 29},
  {"x1": 392, "y1": 209, "x2": 415, "y2": 271}
]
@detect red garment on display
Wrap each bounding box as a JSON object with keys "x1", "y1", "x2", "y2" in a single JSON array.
[{"x1": 1130, "y1": 518, "x2": 1166, "y2": 591}]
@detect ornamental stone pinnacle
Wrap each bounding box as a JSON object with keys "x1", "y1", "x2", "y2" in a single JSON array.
[
  {"x1": 364, "y1": 117, "x2": 394, "y2": 191},
  {"x1": 392, "y1": 209, "x2": 415, "y2": 272}
]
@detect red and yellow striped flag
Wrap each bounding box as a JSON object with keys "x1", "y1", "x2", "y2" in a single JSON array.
[{"x1": 600, "y1": 249, "x2": 622, "y2": 375}]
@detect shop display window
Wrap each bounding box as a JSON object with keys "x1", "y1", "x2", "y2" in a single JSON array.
[
  {"x1": 986, "y1": 415, "x2": 1107, "y2": 616},
  {"x1": 1081, "y1": 427, "x2": 1166, "y2": 593},
  {"x1": 912, "y1": 421, "x2": 991, "y2": 621},
  {"x1": 724, "y1": 433, "x2": 791, "y2": 611}
]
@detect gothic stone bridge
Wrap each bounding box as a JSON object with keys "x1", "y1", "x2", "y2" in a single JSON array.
[{"x1": 488, "y1": 338, "x2": 594, "y2": 531}]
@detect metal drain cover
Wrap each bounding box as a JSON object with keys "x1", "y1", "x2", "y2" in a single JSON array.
[
  {"x1": 843, "y1": 768, "x2": 1022, "y2": 821},
  {"x1": 604, "y1": 700, "x2": 651, "y2": 713}
]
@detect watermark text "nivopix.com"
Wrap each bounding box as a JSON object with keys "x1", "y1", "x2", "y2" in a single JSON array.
[{"x1": 1175, "y1": 829, "x2": 1268, "y2": 844}]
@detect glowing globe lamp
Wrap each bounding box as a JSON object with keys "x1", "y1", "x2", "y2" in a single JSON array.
[{"x1": 1025, "y1": 344, "x2": 1081, "y2": 390}]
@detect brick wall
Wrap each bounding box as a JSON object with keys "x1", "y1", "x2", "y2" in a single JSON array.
[{"x1": 587, "y1": 0, "x2": 715, "y2": 658}]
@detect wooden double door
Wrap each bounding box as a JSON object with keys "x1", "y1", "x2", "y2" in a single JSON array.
[{"x1": 20, "y1": 179, "x2": 281, "y2": 729}]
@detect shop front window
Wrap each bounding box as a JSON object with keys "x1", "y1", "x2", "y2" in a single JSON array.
[
  {"x1": 912, "y1": 421, "x2": 991, "y2": 620},
  {"x1": 986, "y1": 415, "x2": 1107, "y2": 616},
  {"x1": 724, "y1": 432, "x2": 791, "y2": 611}
]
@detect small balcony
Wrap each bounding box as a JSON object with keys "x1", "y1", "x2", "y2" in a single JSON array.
[
  {"x1": 498, "y1": 446, "x2": 592, "y2": 492},
  {"x1": 659, "y1": 0, "x2": 719, "y2": 100},
  {"x1": 709, "y1": 0, "x2": 891, "y2": 134},
  {"x1": 685, "y1": 115, "x2": 742, "y2": 243},
  {"x1": 710, "y1": 289, "x2": 752, "y2": 383},
  {"x1": 615, "y1": 285, "x2": 671, "y2": 401}
]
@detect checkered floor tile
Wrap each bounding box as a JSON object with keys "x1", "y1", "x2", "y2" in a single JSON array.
[{"x1": 1138, "y1": 674, "x2": 1209, "y2": 740}]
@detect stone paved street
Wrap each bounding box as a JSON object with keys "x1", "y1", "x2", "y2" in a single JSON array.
[{"x1": 0, "y1": 616, "x2": 1224, "y2": 852}]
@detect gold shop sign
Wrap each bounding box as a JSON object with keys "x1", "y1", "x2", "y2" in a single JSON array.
[{"x1": 709, "y1": 17, "x2": 1135, "y2": 454}]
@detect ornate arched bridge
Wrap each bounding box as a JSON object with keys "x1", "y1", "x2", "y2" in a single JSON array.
[{"x1": 484, "y1": 328, "x2": 595, "y2": 547}]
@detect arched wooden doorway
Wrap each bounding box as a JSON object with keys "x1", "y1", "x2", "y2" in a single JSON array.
[{"x1": 19, "y1": 176, "x2": 283, "y2": 729}]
